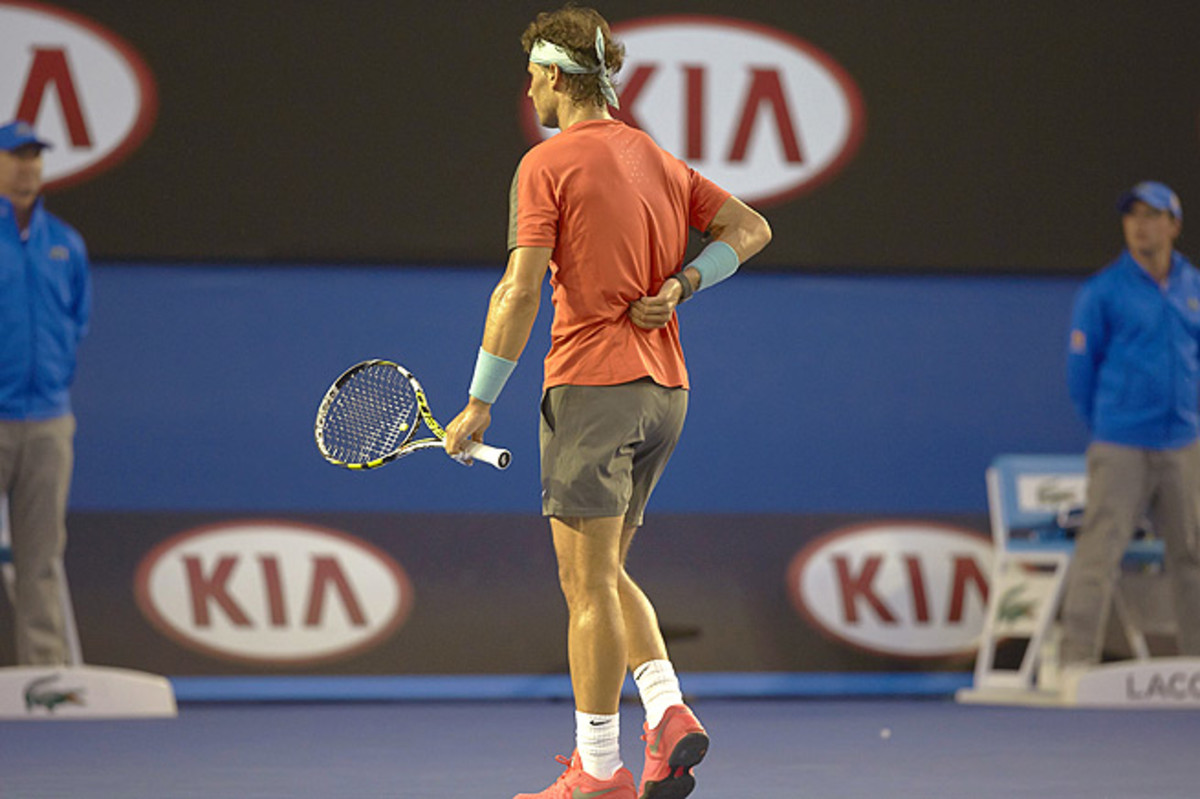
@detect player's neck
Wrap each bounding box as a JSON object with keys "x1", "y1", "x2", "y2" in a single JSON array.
[{"x1": 556, "y1": 100, "x2": 612, "y2": 132}]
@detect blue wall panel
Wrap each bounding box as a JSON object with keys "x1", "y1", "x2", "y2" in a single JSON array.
[{"x1": 70, "y1": 265, "x2": 1088, "y2": 514}]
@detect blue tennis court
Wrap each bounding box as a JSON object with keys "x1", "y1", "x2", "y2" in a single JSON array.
[{"x1": 3, "y1": 697, "x2": 1198, "y2": 798}]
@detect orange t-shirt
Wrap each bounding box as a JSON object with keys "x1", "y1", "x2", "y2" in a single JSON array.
[{"x1": 508, "y1": 119, "x2": 731, "y2": 391}]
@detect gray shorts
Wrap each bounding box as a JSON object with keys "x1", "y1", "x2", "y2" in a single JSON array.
[{"x1": 539, "y1": 378, "x2": 687, "y2": 527}]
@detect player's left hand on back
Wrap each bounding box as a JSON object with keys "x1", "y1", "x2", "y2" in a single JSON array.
[{"x1": 628, "y1": 295, "x2": 676, "y2": 329}]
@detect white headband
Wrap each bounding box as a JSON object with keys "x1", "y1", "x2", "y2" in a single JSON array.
[{"x1": 528, "y1": 27, "x2": 620, "y2": 109}]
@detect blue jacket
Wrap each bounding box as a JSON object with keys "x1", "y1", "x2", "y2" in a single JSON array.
[
  {"x1": 0, "y1": 196, "x2": 91, "y2": 420},
  {"x1": 1067, "y1": 249, "x2": 1200, "y2": 450}
]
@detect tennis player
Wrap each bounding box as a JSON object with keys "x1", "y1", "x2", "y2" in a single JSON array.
[{"x1": 444, "y1": 7, "x2": 771, "y2": 799}]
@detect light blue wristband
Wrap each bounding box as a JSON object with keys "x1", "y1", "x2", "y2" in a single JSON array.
[
  {"x1": 469, "y1": 347, "x2": 517, "y2": 404},
  {"x1": 688, "y1": 240, "x2": 740, "y2": 291}
]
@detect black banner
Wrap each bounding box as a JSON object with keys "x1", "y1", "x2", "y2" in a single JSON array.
[
  {"x1": 0, "y1": 512, "x2": 991, "y2": 675},
  {"x1": 9, "y1": 1, "x2": 1200, "y2": 272}
]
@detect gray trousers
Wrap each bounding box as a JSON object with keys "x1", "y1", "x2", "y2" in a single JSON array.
[
  {"x1": 0, "y1": 415, "x2": 75, "y2": 665},
  {"x1": 1060, "y1": 440, "x2": 1200, "y2": 665}
]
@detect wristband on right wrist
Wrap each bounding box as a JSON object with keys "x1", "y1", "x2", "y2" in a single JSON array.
[{"x1": 468, "y1": 347, "x2": 517, "y2": 405}]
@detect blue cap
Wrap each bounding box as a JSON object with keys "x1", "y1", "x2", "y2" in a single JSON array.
[
  {"x1": 0, "y1": 120, "x2": 52, "y2": 152},
  {"x1": 1118, "y1": 181, "x2": 1182, "y2": 221}
]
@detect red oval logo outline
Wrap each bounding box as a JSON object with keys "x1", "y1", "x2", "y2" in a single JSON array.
[
  {"x1": 517, "y1": 13, "x2": 865, "y2": 207},
  {"x1": 133, "y1": 519, "x2": 414, "y2": 667},
  {"x1": 787, "y1": 520, "x2": 992, "y2": 661},
  {"x1": 2, "y1": 0, "x2": 158, "y2": 191}
]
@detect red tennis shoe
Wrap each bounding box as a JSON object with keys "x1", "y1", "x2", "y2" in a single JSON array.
[
  {"x1": 638, "y1": 705, "x2": 709, "y2": 799},
  {"x1": 514, "y1": 750, "x2": 636, "y2": 799}
]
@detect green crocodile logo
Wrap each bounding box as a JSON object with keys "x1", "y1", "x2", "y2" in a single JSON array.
[
  {"x1": 997, "y1": 585, "x2": 1036, "y2": 623},
  {"x1": 24, "y1": 674, "x2": 85, "y2": 713}
]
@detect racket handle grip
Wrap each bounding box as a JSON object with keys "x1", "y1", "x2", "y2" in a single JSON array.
[{"x1": 463, "y1": 440, "x2": 512, "y2": 470}]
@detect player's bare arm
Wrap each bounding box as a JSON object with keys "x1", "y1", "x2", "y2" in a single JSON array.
[
  {"x1": 707, "y1": 196, "x2": 772, "y2": 262},
  {"x1": 628, "y1": 196, "x2": 772, "y2": 330},
  {"x1": 445, "y1": 246, "x2": 551, "y2": 455}
]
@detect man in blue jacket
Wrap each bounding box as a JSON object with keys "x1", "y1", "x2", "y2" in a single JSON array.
[
  {"x1": 1064, "y1": 181, "x2": 1200, "y2": 667},
  {"x1": 0, "y1": 120, "x2": 91, "y2": 665}
]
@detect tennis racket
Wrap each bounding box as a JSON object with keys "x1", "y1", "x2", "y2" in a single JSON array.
[{"x1": 315, "y1": 359, "x2": 511, "y2": 470}]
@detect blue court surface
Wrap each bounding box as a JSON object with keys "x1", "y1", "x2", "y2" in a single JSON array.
[{"x1": 2, "y1": 698, "x2": 1198, "y2": 798}]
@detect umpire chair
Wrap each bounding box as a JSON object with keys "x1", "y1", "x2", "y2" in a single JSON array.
[{"x1": 956, "y1": 454, "x2": 1194, "y2": 708}]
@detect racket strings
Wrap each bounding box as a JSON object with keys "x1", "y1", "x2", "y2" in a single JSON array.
[{"x1": 321, "y1": 365, "x2": 419, "y2": 463}]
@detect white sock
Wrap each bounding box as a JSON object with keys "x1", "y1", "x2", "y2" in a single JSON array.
[
  {"x1": 633, "y1": 659, "x2": 684, "y2": 729},
  {"x1": 575, "y1": 711, "x2": 622, "y2": 780}
]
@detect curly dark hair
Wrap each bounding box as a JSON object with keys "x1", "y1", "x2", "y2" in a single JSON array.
[{"x1": 521, "y1": 5, "x2": 625, "y2": 108}]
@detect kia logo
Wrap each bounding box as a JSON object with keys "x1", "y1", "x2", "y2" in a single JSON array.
[
  {"x1": 134, "y1": 520, "x2": 414, "y2": 666},
  {"x1": 0, "y1": 1, "x2": 158, "y2": 189},
  {"x1": 788, "y1": 522, "x2": 993, "y2": 659},
  {"x1": 520, "y1": 15, "x2": 865, "y2": 206}
]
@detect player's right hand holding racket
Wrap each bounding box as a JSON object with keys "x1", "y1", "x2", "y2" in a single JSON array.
[
  {"x1": 443, "y1": 397, "x2": 495, "y2": 465},
  {"x1": 315, "y1": 359, "x2": 510, "y2": 470}
]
